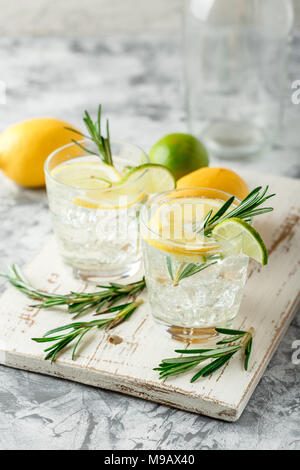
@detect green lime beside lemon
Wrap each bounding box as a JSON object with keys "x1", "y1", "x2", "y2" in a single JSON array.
[{"x1": 149, "y1": 133, "x2": 209, "y2": 180}]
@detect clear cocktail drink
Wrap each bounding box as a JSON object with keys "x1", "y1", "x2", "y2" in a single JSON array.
[
  {"x1": 141, "y1": 188, "x2": 249, "y2": 342},
  {"x1": 45, "y1": 140, "x2": 147, "y2": 279}
]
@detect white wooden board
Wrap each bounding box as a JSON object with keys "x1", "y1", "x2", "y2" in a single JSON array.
[{"x1": 0, "y1": 170, "x2": 299, "y2": 421}]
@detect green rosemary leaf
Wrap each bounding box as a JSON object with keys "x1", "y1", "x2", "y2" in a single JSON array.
[
  {"x1": 63, "y1": 127, "x2": 89, "y2": 139},
  {"x1": 162, "y1": 356, "x2": 205, "y2": 365},
  {"x1": 238, "y1": 186, "x2": 262, "y2": 204},
  {"x1": 72, "y1": 329, "x2": 90, "y2": 360},
  {"x1": 244, "y1": 337, "x2": 253, "y2": 371},
  {"x1": 193, "y1": 209, "x2": 213, "y2": 234},
  {"x1": 2, "y1": 265, "x2": 145, "y2": 362},
  {"x1": 95, "y1": 299, "x2": 111, "y2": 312},
  {"x1": 103, "y1": 302, "x2": 133, "y2": 313},
  {"x1": 68, "y1": 104, "x2": 114, "y2": 166},
  {"x1": 105, "y1": 119, "x2": 113, "y2": 165},
  {"x1": 1, "y1": 265, "x2": 146, "y2": 321},
  {"x1": 170, "y1": 260, "x2": 218, "y2": 286},
  {"x1": 50, "y1": 337, "x2": 77, "y2": 364},
  {"x1": 159, "y1": 361, "x2": 203, "y2": 378},
  {"x1": 32, "y1": 300, "x2": 143, "y2": 362},
  {"x1": 157, "y1": 359, "x2": 201, "y2": 371},
  {"x1": 166, "y1": 256, "x2": 174, "y2": 280},
  {"x1": 202, "y1": 186, "x2": 275, "y2": 235},
  {"x1": 194, "y1": 345, "x2": 241, "y2": 358},
  {"x1": 178, "y1": 261, "x2": 217, "y2": 282},
  {"x1": 241, "y1": 207, "x2": 273, "y2": 218},
  {"x1": 32, "y1": 335, "x2": 66, "y2": 343},
  {"x1": 70, "y1": 139, "x2": 98, "y2": 156},
  {"x1": 176, "y1": 263, "x2": 195, "y2": 280},
  {"x1": 191, "y1": 352, "x2": 235, "y2": 382},
  {"x1": 215, "y1": 327, "x2": 248, "y2": 336},
  {"x1": 208, "y1": 196, "x2": 235, "y2": 225},
  {"x1": 216, "y1": 334, "x2": 245, "y2": 344},
  {"x1": 174, "y1": 348, "x2": 212, "y2": 354},
  {"x1": 155, "y1": 328, "x2": 254, "y2": 381},
  {"x1": 97, "y1": 104, "x2": 102, "y2": 135},
  {"x1": 42, "y1": 322, "x2": 84, "y2": 336}
]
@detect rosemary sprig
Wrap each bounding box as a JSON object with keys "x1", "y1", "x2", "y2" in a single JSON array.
[
  {"x1": 154, "y1": 327, "x2": 253, "y2": 381},
  {"x1": 1, "y1": 264, "x2": 146, "y2": 318},
  {"x1": 32, "y1": 300, "x2": 143, "y2": 363},
  {"x1": 166, "y1": 186, "x2": 275, "y2": 285},
  {"x1": 65, "y1": 104, "x2": 113, "y2": 166},
  {"x1": 166, "y1": 255, "x2": 219, "y2": 286},
  {"x1": 196, "y1": 186, "x2": 275, "y2": 236}
]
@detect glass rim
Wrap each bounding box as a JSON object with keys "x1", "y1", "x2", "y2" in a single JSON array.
[
  {"x1": 44, "y1": 139, "x2": 148, "y2": 192},
  {"x1": 140, "y1": 187, "x2": 242, "y2": 249}
]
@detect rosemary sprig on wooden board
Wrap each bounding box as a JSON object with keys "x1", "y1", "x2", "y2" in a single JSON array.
[
  {"x1": 32, "y1": 300, "x2": 143, "y2": 363},
  {"x1": 1, "y1": 265, "x2": 146, "y2": 362},
  {"x1": 1, "y1": 264, "x2": 146, "y2": 318},
  {"x1": 65, "y1": 104, "x2": 113, "y2": 166},
  {"x1": 154, "y1": 327, "x2": 253, "y2": 382}
]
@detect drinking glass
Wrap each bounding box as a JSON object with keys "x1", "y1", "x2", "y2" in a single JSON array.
[
  {"x1": 45, "y1": 140, "x2": 147, "y2": 279},
  {"x1": 140, "y1": 188, "x2": 249, "y2": 342}
]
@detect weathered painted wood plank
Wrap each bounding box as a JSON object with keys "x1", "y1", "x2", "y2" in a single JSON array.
[{"x1": 0, "y1": 170, "x2": 299, "y2": 421}]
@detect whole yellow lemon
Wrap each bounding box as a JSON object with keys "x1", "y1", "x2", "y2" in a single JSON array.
[
  {"x1": 0, "y1": 118, "x2": 80, "y2": 187},
  {"x1": 177, "y1": 167, "x2": 249, "y2": 200}
]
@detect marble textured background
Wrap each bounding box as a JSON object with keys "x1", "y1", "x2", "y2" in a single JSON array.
[
  {"x1": 0, "y1": 3, "x2": 300, "y2": 451},
  {"x1": 0, "y1": 0, "x2": 299, "y2": 35}
]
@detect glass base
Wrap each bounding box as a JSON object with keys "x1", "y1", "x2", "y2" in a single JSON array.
[
  {"x1": 71, "y1": 259, "x2": 142, "y2": 282},
  {"x1": 167, "y1": 325, "x2": 220, "y2": 343}
]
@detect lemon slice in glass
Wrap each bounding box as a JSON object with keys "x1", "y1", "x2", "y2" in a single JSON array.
[
  {"x1": 51, "y1": 161, "x2": 121, "y2": 188},
  {"x1": 212, "y1": 217, "x2": 268, "y2": 265},
  {"x1": 63, "y1": 163, "x2": 175, "y2": 210},
  {"x1": 82, "y1": 163, "x2": 175, "y2": 210},
  {"x1": 145, "y1": 197, "x2": 222, "y2": 256}
]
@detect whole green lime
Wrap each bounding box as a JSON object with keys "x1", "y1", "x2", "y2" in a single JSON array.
[{"x1": 149, "y1": 133, "x2": 209, "y2": 180}]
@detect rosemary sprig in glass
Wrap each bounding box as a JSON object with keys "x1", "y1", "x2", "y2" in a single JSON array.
[
  {"x1": 154, "y1": 327, "x2": 253, "y2": 382},
  {"x1": 166, "y1": 255, "x2": 219, "y2": 286},
  {"x1": 166, "y1": 186, "x2": 275, "y2": 285},
  {"x1": 1, "y1": 264, "x2": 146, "y2": 318},
  {"x1": 65, "y1": 104, "x2": 113, "y2": 166},
  {"x1": 32, "y1": 300, "x2": 143, "y2": 363},
  {"x1": 194, "y1": 185, "x2": 275, "y2": 236}
]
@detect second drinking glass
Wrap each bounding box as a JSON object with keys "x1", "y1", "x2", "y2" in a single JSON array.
[
  {"x1": 140, "y1": 188, "x2": 249, "y2": 342},
  {"x1": 45, "y1": 140, "x2": 147, "y2": 279}
]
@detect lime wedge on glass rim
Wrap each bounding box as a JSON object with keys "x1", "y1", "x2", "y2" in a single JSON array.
[
  {"x1": 212, "y1": 217, "x2": 268, "y2": 265},
  {"x1": 59, "y1": 162, "x2": 175, "y2": 210},
  {"x1": 119, "y1": 163, "x2": 176, "y2": 194}
]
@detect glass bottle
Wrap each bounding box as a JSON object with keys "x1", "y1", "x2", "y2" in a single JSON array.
[{"x1": 184, "y1": 0, "x2": 294, "y2": 159}]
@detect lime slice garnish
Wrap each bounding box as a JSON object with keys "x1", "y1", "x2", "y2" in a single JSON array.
[
  {"x1": 119, "y1": 163, "x2": 176, "y2": 194},
  {"x1": 51, "y1": 161, "x2": 121, "y2": 189},
  {"x1": 212, "y1": 217, "x2": 268, "y2": 265}
]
